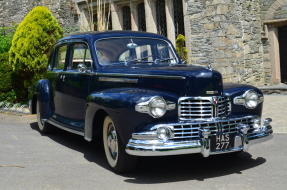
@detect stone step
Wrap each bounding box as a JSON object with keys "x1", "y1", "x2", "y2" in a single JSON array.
[{"x1": 258, "y1": 84, "x2": 287, "y2": 95}]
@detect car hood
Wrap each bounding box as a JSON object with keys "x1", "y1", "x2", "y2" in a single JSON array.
[{"x1": 97, "y1": 64, "x2": 223, "y2": 97}]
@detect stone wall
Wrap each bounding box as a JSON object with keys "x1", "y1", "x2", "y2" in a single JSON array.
[
  {"x1": 0, "y1": 0, "x2": 79, "y2": 36},
  {"x1": 187, "y1": 0, "x2": 265, "y2": 86}
]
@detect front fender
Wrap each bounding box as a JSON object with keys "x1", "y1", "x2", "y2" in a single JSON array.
[
  {"x1": 29, "y1": 79, "x2": 54, "y2": 119},
  {"x1": 85, "y1": 88, "x2": 180, "y2": 144},
  {"x1": 223, "y1": 83, "x2": 263, "y2": 116}
]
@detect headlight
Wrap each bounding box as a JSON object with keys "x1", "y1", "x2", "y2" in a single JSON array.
[
  {"x1": 234, "y1": 90, "x2": 263, "y2": 109},
  {"x1": 135, "y1": 96, "x2": 176, "y2": 118},
  {"x1": 245, "y1": 90, "x2": 259, "y2": 109},
  {"x1": 150, "y1": 97, "x2": 167, "y2": 118}
]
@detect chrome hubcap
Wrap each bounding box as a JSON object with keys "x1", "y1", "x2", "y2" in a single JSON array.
[{"x1": 107, "y1": 123, "x2": 118, "y2": 159}]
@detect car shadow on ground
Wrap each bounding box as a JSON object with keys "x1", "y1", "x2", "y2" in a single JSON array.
[{"x1": 30, "y1": 122, "x2": 266, "y2": 184}]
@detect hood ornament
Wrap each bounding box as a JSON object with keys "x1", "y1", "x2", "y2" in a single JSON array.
[{"x1": 206, "y1": 63, "x2": 212, "y2": 70}]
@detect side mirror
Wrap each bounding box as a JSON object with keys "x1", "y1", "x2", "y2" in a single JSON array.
[{"x1": 77, "y1": 63, "x2": 92, "y2": 74}]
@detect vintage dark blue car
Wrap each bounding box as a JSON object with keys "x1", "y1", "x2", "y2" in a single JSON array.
[{"x1": 29, "y1": 31, "x2": 273, "y2": 172}]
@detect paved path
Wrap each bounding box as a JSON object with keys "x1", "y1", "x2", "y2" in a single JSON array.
[
  {"x1": 261, "y1": 95, "x2": 287, "y2": 133},
  {"x1": 0, "y1": 114, "x2": 286, "y2": 189}
]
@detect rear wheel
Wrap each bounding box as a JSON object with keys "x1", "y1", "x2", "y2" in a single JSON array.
[
  {"x1": 103, "y1": 116, "x2": 137, "y2": 173},
  {"x1": 36, "y1": 101, "x2": 53, "y2": 134}
]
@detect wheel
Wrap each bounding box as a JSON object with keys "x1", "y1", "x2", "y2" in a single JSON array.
[
  {"x1": 36, "y1": 101, "x2": 53, "y2": 134},
  {"x1": 103, "y1": 116, "x2": 137, "y2": 173}
]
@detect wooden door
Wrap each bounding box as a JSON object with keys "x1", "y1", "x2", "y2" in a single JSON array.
[{"x1": 279, "y1": 26, "x2": 287, "y2": 83}]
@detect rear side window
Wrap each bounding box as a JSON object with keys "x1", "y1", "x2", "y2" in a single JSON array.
[{"x1": 54, "y1": 45, "x2": 68, "y2": 70}]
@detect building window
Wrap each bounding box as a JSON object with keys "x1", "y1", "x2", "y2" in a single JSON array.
[
  {"x1": 93, "y1": 10, "x2": 111, "y2": 31},
  {"x1": 93, "y1": 14, "x2": 98, "y2": 31},
  {"x1": 155, "y1": 0, "x2": 167, "y2": 37},
  {"x1": 122, "y1": 6, "x2": 131, "y2": 30},
  {"x1": 173, "y1": 0, "x2": 185, "y2": 37},
  {"x1": 106, "y1": 11, "x2": 112, "y2": 30},
  {"x1": 137, "y1": 3, "x2": 146, "y2": 32}
]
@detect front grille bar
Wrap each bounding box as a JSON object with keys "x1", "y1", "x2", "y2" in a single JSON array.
[{"x1": 178, "y1": 96, "x2": 230, "y2": 120}]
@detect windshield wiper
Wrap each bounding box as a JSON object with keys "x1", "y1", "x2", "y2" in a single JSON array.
[
  {"x1": 125, "y1": 55, "x2": 155, "y2": 63},
  {"x1": 124, "y1": 55, "x2": 156, "y2": 65},
  {"x1": 155, "y1": 58, "x2": 174, "y2": 62}
]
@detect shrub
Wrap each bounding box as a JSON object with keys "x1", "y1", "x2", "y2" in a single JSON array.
[
  {"x1": 0, "y1": 52, "x2": 17, "y2": 102},
  {"x1": 175, "y1": 34, "x2": 188, "y2": 61},
  {"x1": 9, "y1": 6, "x2": 63, "y2": 90},
  {"x1": 0, "y1": 24, "x2": 17, "y2": 54}
]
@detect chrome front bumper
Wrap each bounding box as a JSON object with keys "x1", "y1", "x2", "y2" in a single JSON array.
[{"x1": 125, "y1": 117, "x2": 273, "y2": 157}]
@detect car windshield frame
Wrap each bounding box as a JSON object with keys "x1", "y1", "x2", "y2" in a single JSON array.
[{"x1": 94, "y1": 37, "x2": 179, "y2": 67}]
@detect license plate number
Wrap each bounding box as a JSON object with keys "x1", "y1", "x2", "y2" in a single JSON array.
[{"x1": 211, "y1": 134, "x2": 234, "y2": 151}]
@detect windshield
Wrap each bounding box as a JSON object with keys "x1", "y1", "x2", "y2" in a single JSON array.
[{"x1": 95, "y1": 38, "x2": 178, "y2": 66}]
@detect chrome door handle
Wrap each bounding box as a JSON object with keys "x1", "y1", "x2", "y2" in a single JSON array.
[{"x1": 60, "y1": 75, "x2": 65, "y2": 81}]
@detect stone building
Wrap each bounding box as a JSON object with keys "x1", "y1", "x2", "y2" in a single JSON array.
[{"x1": 2, "y1": 0, "x2": 287, "y2": 86}]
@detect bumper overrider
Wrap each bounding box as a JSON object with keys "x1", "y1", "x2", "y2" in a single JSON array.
[{"x1": 125, "y1": 116, "x2": 273, "y2": 157}]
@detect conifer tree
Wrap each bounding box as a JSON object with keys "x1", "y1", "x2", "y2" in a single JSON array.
[
  {"x1": 175, "y1": 34, "x2": 188, "y2": 61},
  {"x1": 9, "y1": 6, "x2": 63, "y2": 90}
]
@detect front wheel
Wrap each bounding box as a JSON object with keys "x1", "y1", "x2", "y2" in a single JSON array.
[
  {"x1": 103, "y1": 116, "x2": 137, "y2": 173},
  {"x1": 36, "y1": 101, "x2": 53, "y2": 134}
]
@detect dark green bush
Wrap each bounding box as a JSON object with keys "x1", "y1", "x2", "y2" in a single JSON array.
[
  {"x1": 0, "y1": 24, "x2": 17, "y2": 54},
  {"x1": 0, "y1": 52, "x2": 17, "y2": 102}
]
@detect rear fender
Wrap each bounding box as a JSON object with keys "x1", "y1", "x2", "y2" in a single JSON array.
[{"x1": 30, "y1": 79, "x2": 55, "y2": 119}]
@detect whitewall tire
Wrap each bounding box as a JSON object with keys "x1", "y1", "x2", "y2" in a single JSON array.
[{"x1": 103, "y1": 116, "x2": 137, "y2": 172}]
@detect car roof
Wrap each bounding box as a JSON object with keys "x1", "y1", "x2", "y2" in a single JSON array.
[{"x1": 59, "y1": 30, "x2": 170, "y2": 43}]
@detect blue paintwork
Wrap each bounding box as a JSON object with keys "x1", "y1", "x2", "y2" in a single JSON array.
[{"x1": 29, "y1": 31, "x2": 264, "y2": 145}]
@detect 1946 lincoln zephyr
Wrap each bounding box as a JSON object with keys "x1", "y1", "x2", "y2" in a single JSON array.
[{"x1": 29, "y1": 31, "x2": 273, "y2": 173}]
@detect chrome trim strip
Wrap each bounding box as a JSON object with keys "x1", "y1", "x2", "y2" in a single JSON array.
[
  {"x1": 99, "y1": 77, "x2": 138, "y2": 83},
  {"x1": 94, "y1": 73, "x2": 186, "y2": 80},
  {"x1": 84, "y1": 136, "x2": 92, "y2": 142},
  {"x1": 45, "y1": 120, "x2": 84, "y2": 136},
  {"x1": 126, "y1": 141, "x2": 202, "y2": 156}
]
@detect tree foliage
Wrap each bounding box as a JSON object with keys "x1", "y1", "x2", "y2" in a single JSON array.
[
  {"x1": 175, "y1": 34, "x2": 188, "y2": 61},
  {"x1": 9, "y1": 6, "x2": 63, "y2": 89},
  {"x1": 0, "y1": 24, "x2": 17, "y2": 54},
  {"x1": 0, "y1": 52, "x2": 17, "y2": 102}
]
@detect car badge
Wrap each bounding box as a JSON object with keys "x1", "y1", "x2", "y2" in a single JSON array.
[
  {"x1": 213, "y1": 97, "x2": 219, "y2": 105},
  {"x1": 206, "y1": 91, "x2": 218, "y2": 95}
]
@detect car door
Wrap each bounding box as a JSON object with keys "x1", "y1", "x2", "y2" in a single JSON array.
[
  {"x1": 61, "y1": 42, "x2": 92, "y2": 130},
  {"x1": 49, "y1": 44, "x2": 68, "y2": 117}
]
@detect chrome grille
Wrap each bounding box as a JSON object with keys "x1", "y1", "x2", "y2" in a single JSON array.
[
  {"x1": 221, "y1": 117, "x2": 253, "y2": 134},
  {"x1": 178, "y1": 96, "x2": 230, "y2": 120},
  {"x1": 172, "y1": 117, "x2": 253, "y2": 141}
]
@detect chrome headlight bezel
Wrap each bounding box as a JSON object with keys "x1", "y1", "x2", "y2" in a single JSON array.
[
  {"x1": 135, "y1": 96, "x2": 176, "y2": 118},
  {"x1": 233, "y1": 90, "x2": 264, "y2": 109}
]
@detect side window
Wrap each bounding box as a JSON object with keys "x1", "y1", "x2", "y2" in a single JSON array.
[
  {"x1": 69, "y1": 43, "x2": 91, "y2": 70},
  {"x1": 47, "y1": 50, "x2": 54, "y2": 70},
  {"x1": 55, "y1": 45, "x2": 68, "y2": 70}
]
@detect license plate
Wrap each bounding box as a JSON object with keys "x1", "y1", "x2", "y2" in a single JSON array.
[{"x1": 210, "y1": 134, "x2": 235, "y2": 151}]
